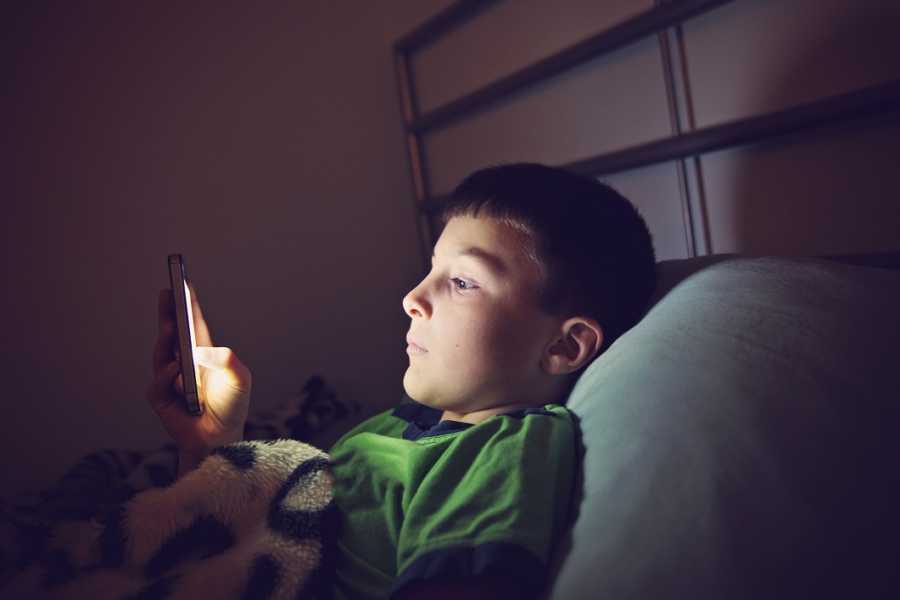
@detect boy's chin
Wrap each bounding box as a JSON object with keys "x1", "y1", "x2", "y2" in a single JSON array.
[
  {"x1": 402, "y1": 370, "x2": 441, "y2": 408},
  {"x1": 402, "y1": 368, "x2": 419, "y2": 398},
  {"x1": 403, "y1": 368, "x2": 484, "y2": 412},
  {"x1": 402, "y1": 369, "x2": 427, "y2": 403}
]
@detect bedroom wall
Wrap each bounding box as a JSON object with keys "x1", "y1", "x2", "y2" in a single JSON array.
[
  {"x1": 413, "y1": 0, "x2": 900, "y2": 259},
  {"x1": 1, "y1": 0, "x2": 452, "y2": 495},
  {"x1": 681, "y1": 0, "x2": 900, "y2": 255}
]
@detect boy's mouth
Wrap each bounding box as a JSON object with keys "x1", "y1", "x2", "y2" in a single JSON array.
[{"x1": 406, "y1": 334, "x2": 428, "y2": 353}]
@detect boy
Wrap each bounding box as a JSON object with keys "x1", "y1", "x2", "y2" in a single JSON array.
[{"x1": 148, "y1": 163, "x2": 656, "y2": 599}]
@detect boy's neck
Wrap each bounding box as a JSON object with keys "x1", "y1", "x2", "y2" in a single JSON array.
[{"x1": 440, "y1": 401, "x2": 547, "y2": 425}]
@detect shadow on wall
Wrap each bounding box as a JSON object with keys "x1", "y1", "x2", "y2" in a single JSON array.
[{"x1": 720, "y1": 3, "x2": 900, "y2": 256}]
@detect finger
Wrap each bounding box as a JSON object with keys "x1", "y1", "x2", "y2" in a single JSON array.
[
  {"x1": 152, "y1": 335, "x2": 176, "y2": 374},
  {"x1": 157, "y1": 289, "x2": 175, "y2": 335},
  {"x1": 152, "y1": 329, "x2": 176, "y2": 373},
  {"x1": 186, "y1": 281, "x2": 214, "y2": 347},
  {"x1": 194, "y1": 346, "x2": 252, "y2": 391},
  {"x1": 149, "y1": 360, "x2": 181, "y2": 411},
  {"x1": 194, "y1": 346, "x2": 240, "y2": 369},
  {"x1": 154, "y1": 359, "x2": 180, "y2": 389}
]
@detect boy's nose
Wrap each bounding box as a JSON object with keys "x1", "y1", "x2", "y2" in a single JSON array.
[{"x1": 402, "y1": 285, "x2": 431, "y2": 319}]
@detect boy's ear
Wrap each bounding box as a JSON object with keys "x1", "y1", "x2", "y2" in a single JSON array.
[{"x1": 541, "y1": 317, "x2": 603, "y2": 375}]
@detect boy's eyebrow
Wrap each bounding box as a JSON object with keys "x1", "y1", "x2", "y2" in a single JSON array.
[{"x1": 431, "y1": 246, "x2": 507, "y2": 276}]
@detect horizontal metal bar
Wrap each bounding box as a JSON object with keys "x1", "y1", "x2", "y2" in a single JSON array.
[
  {"x1": 394, "y1": 0, "x2": 501, "y2": 55},
  {"x1": 410, "y1": 0, "x2": 736, "y2": 135},
  {"x1": 565, "y1": 78, "x2": 900, "y2": 177}
]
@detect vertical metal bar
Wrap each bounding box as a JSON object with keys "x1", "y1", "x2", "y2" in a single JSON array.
[
  {"x1": 393, "y1": 48, "x2": 434, "y2": 276},
  {"x1": 673, "y1": 22, "x2": 712, "y2": 255},
  {"x1": 656, "y1": 0, "x2": 698, "y2": 257}
]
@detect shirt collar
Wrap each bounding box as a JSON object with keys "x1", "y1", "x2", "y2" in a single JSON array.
[
  {"x1": 392, "y1": 396, "x2": 442, "y2": 427},
  {"x1": 392, "y1": 396, "x2": 472, "y2": 440}
]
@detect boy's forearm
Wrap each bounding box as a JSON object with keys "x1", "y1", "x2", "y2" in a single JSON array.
[
  {"x1": 176, "y1": 447, "x2": 209, "y2": 479},
  {"x1": 175, "y1": 429, "x2": 246, "y2": 479}
]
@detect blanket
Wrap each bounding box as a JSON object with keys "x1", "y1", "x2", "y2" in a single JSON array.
[{"x1": 3, "y1": 439, "x2": 336, "y2": 600}]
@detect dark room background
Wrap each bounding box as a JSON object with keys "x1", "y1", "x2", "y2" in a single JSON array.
[{"x1": 3, "y1": 0, "x2": 899, "y2": 496}]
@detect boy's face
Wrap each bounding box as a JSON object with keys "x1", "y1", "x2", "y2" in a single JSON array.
[{"x1": 402, "y1": 215, "x2": 564, "y2": 416}]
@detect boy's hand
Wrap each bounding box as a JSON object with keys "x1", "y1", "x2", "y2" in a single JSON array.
[{"x1": 147, "y1": 283, "x2": 252, "y2": 475}]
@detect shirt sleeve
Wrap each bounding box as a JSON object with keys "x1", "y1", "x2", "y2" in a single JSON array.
[{"x1": 391, "y1": 407, "x2": 577, "y2": 597}]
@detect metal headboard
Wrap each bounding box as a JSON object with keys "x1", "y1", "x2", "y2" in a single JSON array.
[{"x1": 393, "y1": 0, "x2": 900, "y2": 269}]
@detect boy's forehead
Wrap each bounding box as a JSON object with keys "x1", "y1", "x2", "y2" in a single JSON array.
[{"x1": 435, "y1": 216, "x2": 541, "y2": 278}]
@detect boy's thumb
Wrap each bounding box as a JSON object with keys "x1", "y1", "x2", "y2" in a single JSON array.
[
  {"x1": 192, "y1": 346, "x2": 229, "y2": 368},
  {"x1": 192, "y1": 346, "x2": 250, "y2": 390},
  {"x1": 193, "y1": 346, "x2": 242, "y2": 372}
]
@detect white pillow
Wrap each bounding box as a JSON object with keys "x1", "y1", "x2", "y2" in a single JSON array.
[{"x1": 547, "y1": 257, "x2": 900, "y2": 599}]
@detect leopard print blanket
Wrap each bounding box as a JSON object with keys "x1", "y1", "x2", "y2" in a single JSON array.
[
  {"x1": 5, "y1": 440, "x2": 335, "y2": 599},
  {"x1": 1, "y1": 375, "x2": 357, "y2": 599}
]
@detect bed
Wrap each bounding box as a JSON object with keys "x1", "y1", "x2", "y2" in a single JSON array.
[
  {"x1": 3, "y1": 1, "x2": 900, "y2": 598},
  {"x1": 391, "y1": 0, "x2": 900, "y2": 597}
]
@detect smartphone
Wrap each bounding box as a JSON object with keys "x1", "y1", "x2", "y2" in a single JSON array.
[{"x1": 167, "y1": 254, "x2": 202, "y2": 416}]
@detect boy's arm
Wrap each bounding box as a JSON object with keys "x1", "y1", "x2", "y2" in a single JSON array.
[
  {"x1": 148, "y1": 287, "x2": 252, "y2": 480},
  {"x1": 393, "y1": 574, "x2": 532, "y2": 600}
]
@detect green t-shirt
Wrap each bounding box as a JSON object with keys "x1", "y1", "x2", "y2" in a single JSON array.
[{"x1": 328, "y1": 398, "x2": 578, "y2": 599}]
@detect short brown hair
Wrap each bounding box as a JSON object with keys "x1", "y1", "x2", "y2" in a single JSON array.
[{"x1": 431, "y1": 163, "x2": 656, "y2": 358}]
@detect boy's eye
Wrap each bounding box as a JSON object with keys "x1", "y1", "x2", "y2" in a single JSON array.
[{"x1": 450, "y1": 277, "x2": 477, "y2": 292}]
